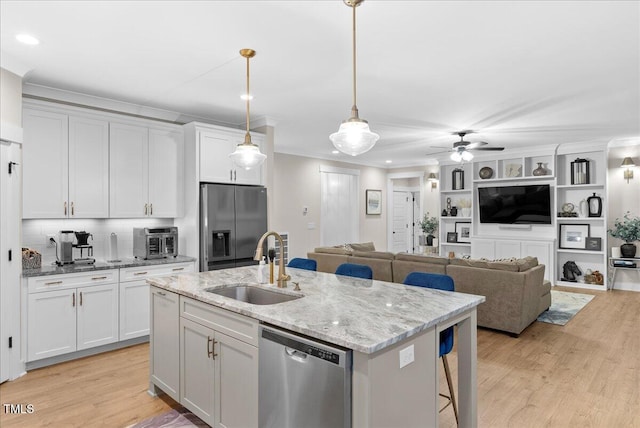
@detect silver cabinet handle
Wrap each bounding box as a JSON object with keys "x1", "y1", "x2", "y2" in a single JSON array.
[
  {"x1": 45, "y1": 281, "x2": 63, "y2": 286},
  {"x1": 150, "y1": 203, "x2": 153, "y2": 216},
  {"x1": 71, "y1": 201, "x2": 74, "y2": 216},
  {"x1": 72, "y1": 293, "x2": 75, "y2": 307},
  {"x1": 134, "y1": 271, "x2": 148, "y2": 276},
  {"x1": 172, "y1": 267, "x2": 184, "y2": 272},
  {"x1": 207, "y1": 337, "x2": 218, "y2": 359},
  {"x1": 230, "y1": 170, "x2": 233, "y2": 181},
  {"x1": 64, "y1": 201, "x2": 67, "y2": 216},
  {"x1": 79, "y1": 291, "x2": 83, "y2": 306},
  {"x1": 233, "y1": 170, "x2": 237, "y2": 181},
  {"x1": 91, "y1": 276, "x2": 107, "y2": 280},
  {"x1": 157, "y1": 291, "x2": 166, "y2": 296}
]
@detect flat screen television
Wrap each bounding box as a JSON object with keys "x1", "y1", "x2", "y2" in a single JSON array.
[{"x1": 478, "y1": 184, "x2": 552, "y2": 224}]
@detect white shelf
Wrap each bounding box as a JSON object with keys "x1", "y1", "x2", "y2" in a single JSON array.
[
  {"x1": 555, "y1": 217, "x2": 604, "y2": 222},
  {"x1": 557, "y1": 248, "x2": 605, "y2": 255},
  {"x1": 441, "y1": 216, "x2": 471, "y2": 221},
  {"x1": 555, "y1": 280, "x2": 605, "y2": 290},
  {"x1": 473, "y1": 175, "x2": 554, "y2": 184},
  {"x1": 556, "y1": 183, "x2": 604, "y2": 190},
  {"x1": 440, "y1": 189, "x2": 471, "y2": 194},
  {"x1": 441, "y1": 242, "x2": 471, "y2": 247}
]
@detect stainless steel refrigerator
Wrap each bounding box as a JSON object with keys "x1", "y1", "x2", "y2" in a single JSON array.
[{"x1": 200, "y1": 183, "x2": 267, "y2": 271}]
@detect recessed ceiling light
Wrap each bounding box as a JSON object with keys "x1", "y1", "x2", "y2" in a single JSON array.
[
  {"x1": 16, "y1": 34, "x2": 39, "y2": 45},
  {"x1": 240, "y1": 94, "x2": 253, "y2": 100},
  {"x1": 385, "y1": 160, "x2": 392, "y2": 164},
  {"x1": 332, "y1": 150, "x2": 339, "y2": 155}
]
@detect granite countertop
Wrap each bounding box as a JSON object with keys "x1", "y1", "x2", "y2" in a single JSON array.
[
  {"x1": 22, "y1": 255, "x2": 196, "y2": 278},
  {"x1": 148, "y1": 266, "x2": 485, "y2": 354}
]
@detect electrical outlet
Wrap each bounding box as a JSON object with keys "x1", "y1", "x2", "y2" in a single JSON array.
[
  {"x1": 399, "y1": 344, "x2": 415, "y2": 369},
  {"x1": 46, "y1": 234, "x2": 56, "y2": 247}
]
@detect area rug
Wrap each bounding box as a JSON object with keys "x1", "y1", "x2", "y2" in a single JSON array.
[
  {"x1": 128, "y1": 407, "x2": 207, "y2": 428},
  {"x1": 537, "y1": 290, "x2": 595, "y2": 326}
]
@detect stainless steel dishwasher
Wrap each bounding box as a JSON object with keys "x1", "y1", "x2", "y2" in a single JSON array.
[{"x1": 259, "y1": 325, "x2": 352, "y2": 428}]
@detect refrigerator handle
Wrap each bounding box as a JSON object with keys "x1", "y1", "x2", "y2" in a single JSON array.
[{"x1": 201, "y1": 185, "x2": 208, "y2": 266}]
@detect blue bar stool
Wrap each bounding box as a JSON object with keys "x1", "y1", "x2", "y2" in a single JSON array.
[
  {"x1": 287, "y1": 257, "x2": 317, "y2": 271},
  {"x1": 335, "y1": 263, "x2": 373, "y2": 279},
  {"x1": 403, "y1": 272, "x2": 458, "y2": 425}
]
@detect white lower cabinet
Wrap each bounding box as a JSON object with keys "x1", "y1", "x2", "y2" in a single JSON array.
[
  {"x1": 150, "y1": 286, "x2": 180, "y2": 402},
  {"x1": 120, "y1": 262, "x2": 194, "y2": 341},
  {"x1": 150, "y1": 289, "x2": 258, "y2": 428},
  {"x1": 27, "y1": 278, "x2": 118, "y2": 362}
]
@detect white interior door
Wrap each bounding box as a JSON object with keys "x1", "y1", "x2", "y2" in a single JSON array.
[
  {"x1": 320, "y1": 167, "x2": 359, "y2": 246},
  {"x1": 412, "y1": 191, "x2": 421, "y2": 253},
  {"x1": 392, "y1": 192, "x2": 410, "y2": 253}
]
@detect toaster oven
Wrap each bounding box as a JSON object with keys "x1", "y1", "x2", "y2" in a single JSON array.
[{"x1": 133, "y1": 227, "x2": 178, "y2": 259}]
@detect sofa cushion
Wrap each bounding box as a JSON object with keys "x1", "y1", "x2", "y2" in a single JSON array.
[
  {"x1": 517, "y1": 256, "x2": 539, "y2": 272},
  {"x1": 349, "y1": 242, "x2": 376, "y2": 252},
  {"x1": 449, "y1": 258, "x2": 519, "y2": 272},
  {"x1": 313, "y1": 247, "x2": 352, "y2": 255},
  {"x1": 352, "y1": 250, "x2": 395, "y2": 260},
  {"x1": 394, "y1": 253, "x2": 450, "y2": 265}
]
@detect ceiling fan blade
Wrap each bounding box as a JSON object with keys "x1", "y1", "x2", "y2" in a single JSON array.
[
  {"x1": 426, "y1": 150, "x2": 453, "y2": 156},
  {"x1": 466, "y1": 141, "x2": 488, "y2": 149},
  {"x1": 472, "y1": 147, "x2": 505, "y2": 151}
]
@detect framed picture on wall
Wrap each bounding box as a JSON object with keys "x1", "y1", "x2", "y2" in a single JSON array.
[
  {"x1": 366, "y1": 189, "x2": 382, "y2": 215},
  {"x1": 446, "y1": 232, "x2": 458, "y2": 243},
  {"x1": 454, "y1": 222, "x2": 471, "y2": 243}
]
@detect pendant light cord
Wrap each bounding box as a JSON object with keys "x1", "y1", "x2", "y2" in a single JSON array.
[
  {"x1": 246, "y1": 54, "x2": 251, "y2": 134},
  {"x1": 351, "y1": 2, "x2": 357, "y2": 111}
]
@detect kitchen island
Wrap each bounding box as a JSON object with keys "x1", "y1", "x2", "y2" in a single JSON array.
[{"x1": 148, "y1": 265, "x2": 485, "y2": 428}]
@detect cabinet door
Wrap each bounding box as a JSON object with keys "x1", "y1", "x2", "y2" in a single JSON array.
[
  {"x1": 22, "y1": 109, "x2": 69, "y2": 218},
  {"x1": 150, "y1": 287, "x2": 180, "y2": 401},
  {"x1": 148, "y1": 128, "x2": 182, "y2": 217},
  {"x1": 119, "y1": 280, "x2": 150, "y2": 340},
  {"x1": 110, "y1": 123, "x2": 149, "y2": 217},
  {"x1": 233, "y1": 134, "x2": 263, "y2": 186},
  {"x1": 215, "y1": 331, "x2": 258, "y2": 428},
  {"x1": 199, "y1": 131, "x2": 234, "y2": 183},
  {"x1": 68, "y1": 115, "x2": 109, "y2": 218},
  {"x1": 77, "y1": 283, "x2": 119, "y2": 350},
  {"x1": 27, "y1": 289, "x2": 76, "y2": 361},
  {"x1": 180, "y1": 317, "x2": 215, "y2": 426}
]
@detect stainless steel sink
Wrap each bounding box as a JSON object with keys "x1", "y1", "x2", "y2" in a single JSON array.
[{"x1": 204, "y1": 285, "x2": 302, "y2": 305}]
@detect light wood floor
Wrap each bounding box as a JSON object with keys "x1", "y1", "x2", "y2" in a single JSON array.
[{"x1": 2, "y1": 286, "x2": 639, "y2": 427}]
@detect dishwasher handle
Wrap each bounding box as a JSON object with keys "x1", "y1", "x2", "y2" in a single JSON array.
[{"x1": 285, "y1": 347, "x2": 308, "y2": 363}]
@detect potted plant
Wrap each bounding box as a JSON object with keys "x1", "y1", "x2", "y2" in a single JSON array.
[
  {"x1": 608, "y1": 212, "x2": 640, "y2": 258},
  {"x1": 419, "y1": 213, "x2": 439, "y2": 246}
]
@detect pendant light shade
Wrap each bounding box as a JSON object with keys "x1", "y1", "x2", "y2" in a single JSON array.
[
  {"x1": 229, "y1": 49, "x2": 267, "y2": 170},
  {"x1": 330, "y1": 0, "x2": 379, "y2": 156}
]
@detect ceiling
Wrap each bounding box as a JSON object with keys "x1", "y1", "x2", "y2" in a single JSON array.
[{"x1": 1, "y1": 1, "x2": 639, "y2": 168}]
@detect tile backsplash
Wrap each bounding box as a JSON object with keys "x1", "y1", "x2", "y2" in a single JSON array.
[{"x1": 22, "y1": 218, "x2": 175, "y2": 266}]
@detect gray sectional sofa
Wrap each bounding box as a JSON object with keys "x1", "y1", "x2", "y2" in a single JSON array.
[{"x1": 307, "y1": 243, "x2": 551, "y2": 336}]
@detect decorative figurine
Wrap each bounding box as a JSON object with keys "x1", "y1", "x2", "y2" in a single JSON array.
[{"x1": 562, "y1": 261, "x2": 582, "y2": 282}]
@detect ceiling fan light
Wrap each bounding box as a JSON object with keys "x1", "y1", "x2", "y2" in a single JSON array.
[
  {"x1": 330, "y1": 119, "x2": 379, "y2": 156},
  {"x1": 450, "y1": 151, "x2": 462, "y2": 162},
  {"x1": 228, "y1": 140, "x2": 267, "y2": 170},
  {"x1": 461, "y1": 150, "x2": 474, "y2": 161}
]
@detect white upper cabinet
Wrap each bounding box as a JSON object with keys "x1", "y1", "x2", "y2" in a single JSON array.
[
  {"x1": 199, "y1": 129, "x2": 263, "y2": 186},
  {"x1": 110, "y1": 122, "x2": 183, "y2": 218},
  {"x1": 23, "y1": 108, "x2": 109, "y2": 219}
]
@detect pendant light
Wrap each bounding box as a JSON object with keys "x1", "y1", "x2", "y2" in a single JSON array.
[
  {"x1": 229, "y1": 48, "x2": 267, "y2": 170},
  {"x1": 329, "y1": 0, "x2": 379, "y2": 156}
]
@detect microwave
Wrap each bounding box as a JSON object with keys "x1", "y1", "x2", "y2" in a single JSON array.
[{"x1": 133, "y1": 227, "x2": 178, "y2": 259}]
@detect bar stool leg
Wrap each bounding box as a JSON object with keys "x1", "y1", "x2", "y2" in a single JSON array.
[{"x1": 442, "y1": 354, "x2": 459, "y2": 425}]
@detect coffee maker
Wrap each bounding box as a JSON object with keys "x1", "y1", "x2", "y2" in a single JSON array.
[
  {"x1": 55, "y1": 230, "x2": 95, "y2": 266},
  {"x1": 73, "y1": 231, "x2": 95, "y2": 265}
]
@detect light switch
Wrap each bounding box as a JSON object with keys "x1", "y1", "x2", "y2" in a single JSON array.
[{"x1": 399, "y1": 344, "x2": 414, "y2": 368}]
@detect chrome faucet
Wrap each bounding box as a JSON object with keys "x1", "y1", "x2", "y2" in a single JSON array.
[{"x1": 254, "y1": 231, "x2": 291, "y2": 288}]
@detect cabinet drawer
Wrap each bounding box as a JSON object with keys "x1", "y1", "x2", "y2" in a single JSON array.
[
  {"x1": 180, "y1": 296, "x2": 259, "y2": 347},
  {"x1": 120, "y1": 262, "x2": 194, "y2": 282},
  {"x1": 28, "y1": 269, "x2": 118, "y2": 294}
]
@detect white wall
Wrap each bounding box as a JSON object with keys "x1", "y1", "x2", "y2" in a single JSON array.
[
  {"x1": 608, "y1": 142, "x2": 640, "y2": 291},
  {"x1": 272, "y1": 153, "x2": 387, "y2": 259},
  {"x1": 0, "y1": 68, "x2": 23, "y2": 142}
]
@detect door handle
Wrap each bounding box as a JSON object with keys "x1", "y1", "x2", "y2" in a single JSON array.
[
  {"x1": 72, "y1": 293, "x2": 75, "y2": 307},
  {"x1": 71, "y1": 201, "x2": 74, "y2": 216},
  {"x1": 144, "y1": 203, "x2": 148, "y2": 216},
  {"x1": 230, "y1": 170, "x2": 233, "y2": 181},
  {"x1": 64, "y1": 201, "x2": 67, "y2": 216},
  {"x1": 285, "y1": 347, "x2": 308, "y2": 362},
  {"x1": 79, "y1": 291, "x2": 83, "y2": 306},
  {"x1": 150, "y1": 203, "x2": 153, "y2": 216},
  {"x1": 233, "y1": 170, "x2": 237, "y2": 181},
  {"x1": 207, "y1": 337, "x2": 218, "y2": 359}
]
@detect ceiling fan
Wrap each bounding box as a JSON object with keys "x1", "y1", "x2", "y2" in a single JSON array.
[{"x1": 430, "y1": 131, "x2": 505, "y2": 162}]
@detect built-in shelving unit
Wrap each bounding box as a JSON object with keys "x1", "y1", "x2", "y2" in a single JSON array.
[
  {"x1": 437, "y1": 143, "x2": 608, "y2": 289},
  {"x1": 554, "y1": 144, "x2": 607, "y2": 290}
]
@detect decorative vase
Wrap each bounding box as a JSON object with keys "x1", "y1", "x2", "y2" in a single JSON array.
[
  {"x1": 479, "y1": 166, "x2": 493, "y2": 179},
  {"x1": 620, "y1": 243, "x2": 637, "y2": 258},
  {"x1": 450, "y1": 206, "x2": 458, "y2": 217},
  {"x1": 426, "y1": 234, "x2": 434, "y2": 246},
  {"x1": 532, "y1": 162, "x2": 547, "y2": 176},
  {"x1": 461, "y1": 208, "x2": 471, "y2": 217}
]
